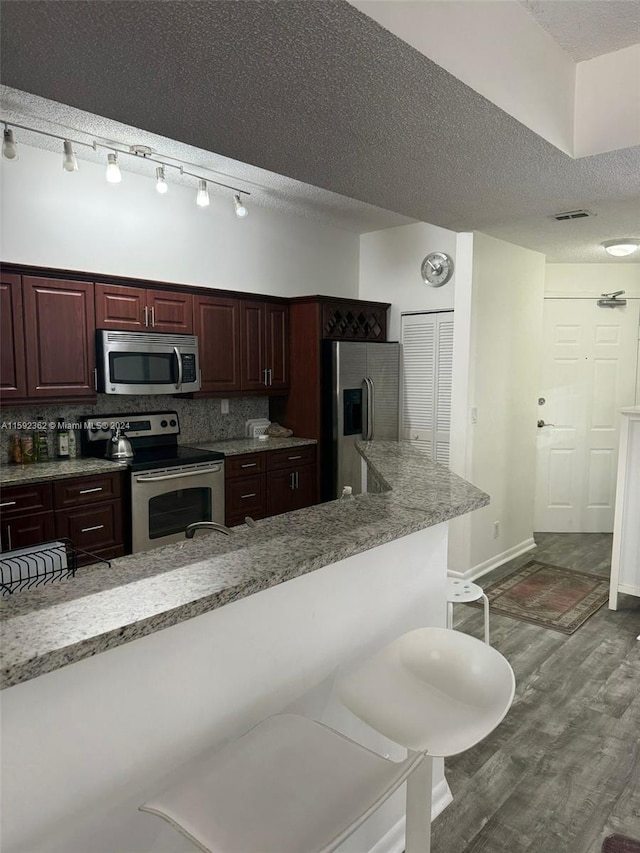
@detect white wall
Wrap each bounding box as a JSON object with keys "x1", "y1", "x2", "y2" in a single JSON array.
[
  {"x1": 465, "y1": 232, "x2": 545, "y2": 574},
  {"x1": 0, "y1": 144, "x2": 359, "y2": 298},
  {"x1": 359, "y1": 221, "x2": 458, "y2": 341},
  {"x1": 574, "y1": 45, "x2": 640, "y2": 157},
  {"x1": 545, "y1": 262, "x2": 640, "y2": 297}
]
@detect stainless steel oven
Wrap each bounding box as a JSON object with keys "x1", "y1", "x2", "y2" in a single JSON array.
[
  {"x1": 131, "y1": 460, "x2": 224, "y2": 553},
  {"x1": 82, "y1": 411, "x2": 225, "y2": 554}
]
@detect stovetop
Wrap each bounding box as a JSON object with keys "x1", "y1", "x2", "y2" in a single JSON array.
[{"x1": 128, "y1": 445, "x2": 224, "y2": 473}]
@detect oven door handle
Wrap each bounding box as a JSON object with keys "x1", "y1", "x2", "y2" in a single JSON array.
[
  {"x1": 174, "y1": 346, "x2": 183, "y2": 390},
  {"x1": 135, "y1": 467, "x2": 222, "y2": 483}
]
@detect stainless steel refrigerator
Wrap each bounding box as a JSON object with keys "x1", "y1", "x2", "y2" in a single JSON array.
[{"x1": 321, "y1": 341, "x2": 400, "y2": 501}]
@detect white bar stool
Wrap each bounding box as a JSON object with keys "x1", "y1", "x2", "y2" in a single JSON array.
[
  {"x1": 447, "y1": 577, "x2": 490, "y2": 644},
  {"x1": 336, "y1": 627, "x2": 515, "y2": 853},
  {"x1": 139, "y1": 713, "x2": 424, "y2": 853}
]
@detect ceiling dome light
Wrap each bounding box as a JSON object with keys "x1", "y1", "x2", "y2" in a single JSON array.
[
  {"x1": 105, "y1": 152, "x2": 122, "y2": 183},
  {"x1": 155, "y1": 165, "x2": 168, "y2": 194},
  {"x1": 2, "y1": 127, "x2": 18, "y2": 160},
  {"x1": 196, "y1": 179, "x2": 210, "y2": 207},
  {"x1": 234, "y1": 193, "x2": 248, "y2": 218},
  {"x1": 602, "y1": 239, "x2": 640, "y2": 257},
  {"x1": 62, "y1": 140, "x2": 78, "y2": 172}
]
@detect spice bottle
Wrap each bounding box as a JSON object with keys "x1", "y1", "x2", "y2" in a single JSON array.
[
  {"x1": 67, "y1": 424, "x2": 77, "y2": 458},
  {"x1": 35, "y1": 417, "x2": 49, "y2": 462},
  {"x1": 21, "y1": 433, "x2": 36, "y2": 464},
  {"x1": 10, "y1": 434, "x2": 22, "y2": 465},
  {"x1": 56, "y1": 420, "x2": 70, "y2": 459}
]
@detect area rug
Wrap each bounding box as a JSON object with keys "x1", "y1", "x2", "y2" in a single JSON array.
[
  {"x1": 471, "y1": 560, "x2": 610, "y2": 635},
  {"x1": 602, "y1": 835, "x2": 640, "y2": 853}
]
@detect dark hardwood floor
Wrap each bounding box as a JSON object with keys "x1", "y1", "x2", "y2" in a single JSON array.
[{"x1": 431, "y1": 533, "x2": 640, "y2": 853}]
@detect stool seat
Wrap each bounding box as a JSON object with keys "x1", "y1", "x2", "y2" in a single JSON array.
[
  {"x1": 337, "y1": 627, "x2": 515, "y2": 756},
  {"x1": 447, "y1": 577, "x2": 491, "y2": 644},
  {"x1": 140, "y1": 713, "x2": 422, "y2": 853}
]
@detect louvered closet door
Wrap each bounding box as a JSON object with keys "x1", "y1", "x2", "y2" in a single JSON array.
[{"x1": 401, "y1": 312, "x2": 454, "y2": 464}]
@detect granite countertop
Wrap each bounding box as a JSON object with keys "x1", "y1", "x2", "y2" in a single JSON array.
[
  {"x1": 0, "y1": 457, "x2": 127, "y2": 486},
  {"x1": 0, "y1": 441, "x2": 489, "y2": 689},
  {"x1": 191, "y1": 436, "x2": 317, "y2": 455}
]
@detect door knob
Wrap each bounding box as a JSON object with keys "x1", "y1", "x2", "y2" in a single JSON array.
[{"x1": 537, "y1": 420, "x2": 555, "y2": 428}]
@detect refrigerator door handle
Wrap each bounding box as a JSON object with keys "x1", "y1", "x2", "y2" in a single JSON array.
[
  {"x1": 368, "y1": 376, "x2": 375, "y2": 439},
  {"x1": 362, "y1": 377, "x2": 374, "y2": 440}
]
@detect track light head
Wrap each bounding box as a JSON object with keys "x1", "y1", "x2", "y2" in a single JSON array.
[
  {"x1": 155, "y1": 166, "x2": 168, "y2": 194},
  {"x1": 234, "y1": 193, "x2": 248, "y2": 218},
  {"x1": 2, "y1": 127, "x2": 18, "y2": 160},
  {"x1": 105, "y1": 152, "x2": 122, "y2": 183},
  {"x1": 196, "y1": 179, "x2": 210, "y2": 207},
  {"x1": 62, "y1": 139, "x2": 78, "y2": 172}
]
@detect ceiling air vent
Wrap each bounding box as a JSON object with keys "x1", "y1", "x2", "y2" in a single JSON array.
[{"x1": 552, "y1": 209, "x2": 593, "y2": 221}]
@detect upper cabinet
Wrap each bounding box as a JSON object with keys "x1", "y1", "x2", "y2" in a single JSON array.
[
  {"x1": 95, "y1": 283, "x2": 193, "y2": 334},
  {"x1": 240, "y1": 301, "x2": 289, "y2": 393},
  {"x1": 1, "y1": 275, "x2": 96, "y2": 403},
  {"x1": 193, "y1": 294, "x2": 241, "y2": 394},
  {"x1": 0, "y1": 272, "x2": 27, "y2": 400}
]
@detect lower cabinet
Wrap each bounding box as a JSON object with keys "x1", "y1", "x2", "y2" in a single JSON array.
[
  {"x1": 0, "y1": 471, "x2": 126, "y2": 568},
  {"x1": 224, "y1": 446, "x2": 317, "y2": 527}
]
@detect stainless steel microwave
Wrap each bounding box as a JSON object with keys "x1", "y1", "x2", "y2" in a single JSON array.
[{"x1": 97, "y1": 330, "x2": 201, "y2": 395}]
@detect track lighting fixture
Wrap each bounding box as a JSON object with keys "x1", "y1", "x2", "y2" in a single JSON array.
[
  {"x1": 2, "y1": 126, "x2": 18, "y2": 160},
  {"x1": 105, "y1": 152, "x2": 122, "y2": 183},
  {"x1": 196, "y1": 179, "x2": 210, "y2": 207},
  {"x1": 62, "y1": 139, "x2": 78, "y2": 172},
  {"x1": 234, "y1": 193, "x2": 248, "y2": 218},
  {"x1": 1, "y1": 120, "x2": 252, "y2": 215},
  {"x1": 155, "y1": 165, "x2": 168, "y2": 194}
]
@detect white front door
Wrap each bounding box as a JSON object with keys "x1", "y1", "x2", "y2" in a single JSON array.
[{"x1": 535, "y1": 298, "x2": 639, "y2": 532}]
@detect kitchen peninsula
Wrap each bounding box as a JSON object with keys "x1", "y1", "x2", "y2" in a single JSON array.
[{"x1": 1, "y1": 441, "x2": 488, "y2": 853}]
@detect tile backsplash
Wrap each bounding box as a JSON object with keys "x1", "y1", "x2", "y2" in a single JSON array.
[{"x1": 0, "y1": 395, "x2": 268, "y2": 462}]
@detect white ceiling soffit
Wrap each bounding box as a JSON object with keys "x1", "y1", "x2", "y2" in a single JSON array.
[
  {"x1": 1, "y1": 0, "x2": 639, "y2": 263},
  {"x1": 350, "y1": 0, "x2": 640, "y2": 158},
  {"x1": 520, "y1": 0, "x2": 640, "y2": 61}
]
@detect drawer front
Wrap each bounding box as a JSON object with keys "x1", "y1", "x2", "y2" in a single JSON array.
[
  {"x1": 53, "y1": 473, "x2": 122, "y2": 509},
  {"x1": 225, "y1": 473, "x2": 266, "y2": 524},
  {"x1": 225, "y1": 453, "x2": 266, "y2": 478},
  {"x1": 1, "y1": 511, "x2": 55, "y2": 551},
  {"x1": 0, "y1": 481, "x2": 54, "y2": 517},
  {"x1": 266, "y1": 445, "x2": 316, "y2": 472},
  {"x1": 55, "y1": 501, "x2": 123, "y2": 552}
]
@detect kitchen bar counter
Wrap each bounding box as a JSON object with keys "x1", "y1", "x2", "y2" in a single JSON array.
[
  {"x1": 0, "y1": 456, "x2": 126, "y2": 486},
  {"x1": 0, "y1": 441, "x2": 488, "y2": 689}
]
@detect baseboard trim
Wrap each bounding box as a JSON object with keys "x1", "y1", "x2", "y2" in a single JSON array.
[
  {"x1": 367, "y1": 778, "x2": 453, "y2": 853},
  {"x1": 448, "y1": 537, "x2": 537, "y2": 582},
  {"x1": 617, "y1": 583, "x2": 640, "y2": 597}
]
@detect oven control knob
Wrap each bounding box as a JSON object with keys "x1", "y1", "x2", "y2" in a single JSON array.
[
  {"x1": 161, "y1": 419, "x2": 168, "y2": 428},
  {"x1": 170, "y1": 419, "x2": 177, "y2": 427}
]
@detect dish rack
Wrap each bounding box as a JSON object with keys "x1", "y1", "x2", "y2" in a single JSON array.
[
  {"x1": 245, "y1": 418, "x2": 271, "y2": 438},
  {"x1": 0, "y1": 538, "x2": 111, "y2": 597}
]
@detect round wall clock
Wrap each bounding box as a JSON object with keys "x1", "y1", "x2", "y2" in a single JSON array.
[{"x1": 421, "y1": 252, "x2": 454, "y2": 287}]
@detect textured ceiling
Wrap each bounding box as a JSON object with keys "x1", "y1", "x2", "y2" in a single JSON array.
[
  {"x1": 520, "y1": 0, "x2": 640, "y2": 61},
  {"x1": 1, "y1": 0, "x2": 639, "y2": 263}
]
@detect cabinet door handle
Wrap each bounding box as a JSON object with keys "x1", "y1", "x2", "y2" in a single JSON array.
[
  {"x1": 240, "y1": 493, "x2": 257, "y2": 499},
  {"x1": 263, "y1": 368, "x2": 269, "y2": 386},
  {"x1": 94, "y1": 367, "x2": 98, "y2": 390},
  {"x1": 240, "y1": 462, "x2": 257, "y2": 469},
  {"x1": 0, "y1": 500, "x2": 17, "y2": 508},
  {"x1": 295, "y1": 471, "x2": 299, "y2": 489},
  {"x1": 288, "y1": 455, "x2": 302, "y2": 460},
  {"x1": 290, "y1": 472, "x2": 295, "y2": 490},
  {"x1": 268, "y1": 368, "x2": 273, "y2": 386},
  {"x1": 80, "y1": 524, "x2": 104, "y2": 533},
  {"x1": 143, "y1": 305, "x2": 149, "y2": 327},
  {"x1": 7, "y1": 524, "x2": 12, "y2": 550},
  {"x1": 79, "y1": 487, "x2": 103, "y2": 494},
  {"x1": 151, "y1": 306, "x2": 156, "y2": 328}
]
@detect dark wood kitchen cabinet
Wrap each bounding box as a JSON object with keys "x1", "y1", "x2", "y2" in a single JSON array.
[
  {"x1": 0, "y1": 481, "x2": 55, "y2": 551},
  {"x1": 95, "y1": 283, "x2": 193, "y2": 334},
  {"x1": 266, "y1": 445, "x2": 317, "y2": 518},
  {"x1": 193, "y1": 294, "x2": 241, "y2": 394},
  {"x1": 240, "y1": 301, "x2": 289, "y2": 393},
  {"x1": 23, "y1": 277, "x2": 96, "y2": 400},
  {"x1": 0, "y1": 272, "x2": 27, "y2": 400}
]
